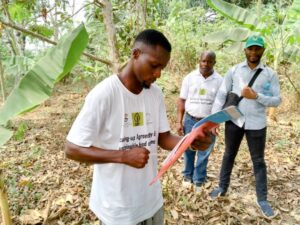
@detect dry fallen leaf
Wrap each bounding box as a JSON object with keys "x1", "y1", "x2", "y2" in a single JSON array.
[
  {"x1": 290, "y1": 208, "x2": 300, "y2": 222},
  {"x1": 170, "y1": 209, "x2": 179, "y2": 220},
  {"x1": 19, "y1": 209, "x2": 43, "y2": 225}
]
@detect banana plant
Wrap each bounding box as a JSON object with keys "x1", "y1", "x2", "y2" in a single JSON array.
[
  {"x1": 204, "y1": 0, "x2": 300, "y2": 72},
  {"x1": 0, "y1": 24, "x2": 89, "y2": 146}
]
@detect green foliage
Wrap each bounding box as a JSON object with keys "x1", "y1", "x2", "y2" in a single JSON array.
[
  {"x1": 0, "y1": 24, "x2": 88, "y2": 146},
  {"x1": 2, "y1": 56, "x2": 34, "y2": 75},
  {"x1": 156, "y1": 71, "x2": 178, "y2": 94},
  {"x1": 1, "y1": 56, "x2": 35, "y2": 97},
  {"x1": 28, "y1": 24, "x2": 54, "y2": 38},
  {"x1": 8, "y1": 3, "x2": 31, "y2": 23},
  {"x1": 165, "y1": 0, "x2": 233, "y2": 75},
  {"x1": 79, "y1": 19, "x2": 112, "y2": 82},
  {"x1": 205, "y1": 0, "x2": 300, "y2": 65},
  {"x1": 166, "y1": 1, "x2": 205, "y2": 73},
  {"x1": 16, "y1": 0, "x2": 36, "y2": 6},
  {"x1": 1, "y1": 0, "x2": 299, "y2": 99},
  {"x1": 13, "y1": 122, "x2": 28, "y2": 141}
]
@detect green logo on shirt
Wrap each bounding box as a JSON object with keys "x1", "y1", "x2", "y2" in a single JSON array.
[
  {"x1": 132, "y1": 112, "x2": 144, "y2": 127},
  {"x1": 199, "y1": 88, "x2": 206, "y2": 95}
]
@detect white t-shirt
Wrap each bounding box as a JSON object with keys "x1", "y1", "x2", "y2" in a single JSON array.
[
  {"x1": 67, "y1": 75, "x2": 170, "y2": 225},
  {"x1": 180, "y1": 70, "x2": 223, "y2": 118}
]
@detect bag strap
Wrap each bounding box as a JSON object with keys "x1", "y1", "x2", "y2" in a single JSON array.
[
  {"x1": 248, "y1": 68, "x2": 263, "y2": 87},
  {"x1": 237, "y1": 68, "x2": 263, "y2": 103}
]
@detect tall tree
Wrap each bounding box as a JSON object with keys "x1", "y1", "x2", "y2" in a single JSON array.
[
  {"x1": 95, "y1": 0, "x2": 120, "y2": 72},
  {"x1": 1, "y1": 0, "x2": 22, "y2": 56},
  {"x1": 136, "y1": 0, "x2": 147, "y2": 29}
]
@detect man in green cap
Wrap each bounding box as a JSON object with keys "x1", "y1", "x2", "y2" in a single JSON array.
[{"x1": 209, "y1": 35, "x2": 281, "y2": 219}]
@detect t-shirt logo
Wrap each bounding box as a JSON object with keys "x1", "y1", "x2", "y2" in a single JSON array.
[
  {"x1": 132, "y1": 112, "x2": 144, "y2": 127},
  {"x1": 199, "y1": 88, "x2": 206, "y2": 95}
]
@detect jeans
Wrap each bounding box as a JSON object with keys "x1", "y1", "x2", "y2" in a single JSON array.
[
  {"x1": 182, "y1": 113, "x2": 215, "y2": 184},
  {"x1": 219, "y1": 121, "x2": 267, "y2": 201}
]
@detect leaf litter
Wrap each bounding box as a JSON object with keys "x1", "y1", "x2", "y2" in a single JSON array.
[{"x1": 0, "y1": 84, "x2": 299, "y2": 225}]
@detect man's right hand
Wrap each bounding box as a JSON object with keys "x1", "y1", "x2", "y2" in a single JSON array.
[{"x1": 122, "y1": 147, "x2": 150, "y2": 168}]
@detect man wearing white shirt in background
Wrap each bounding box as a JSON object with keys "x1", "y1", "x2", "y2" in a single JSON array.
[
  {"x1": 210, "y1": 35, "x2": 281, "y2": 219},
  {"x1": 177, "y1": 51, "x2": 223, "y2": 192}
]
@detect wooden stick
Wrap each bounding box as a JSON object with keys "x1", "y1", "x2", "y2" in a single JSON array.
[
  {"x1": 0, "y1": 170, "x2": 12, "y2": 225},
  {"x1": 42, "y1": 192, "x2": 54, "y2": 225}
]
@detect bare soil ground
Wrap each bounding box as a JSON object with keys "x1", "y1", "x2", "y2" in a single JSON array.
[{"x1": 1, "y1": 84, "x2": 299, "y2": 225}]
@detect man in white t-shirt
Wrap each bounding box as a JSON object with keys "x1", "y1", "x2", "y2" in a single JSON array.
[
  {"x1": 65, "y1": 29, "x2": 213, "y2": 225},
  {"x1": 177, "y1": 51, "x2": 222, "y2": 191}
]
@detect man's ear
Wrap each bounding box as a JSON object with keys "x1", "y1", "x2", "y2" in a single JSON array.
[{"x1": 132, "y1": 48, "x2": 141, "y2": 59}]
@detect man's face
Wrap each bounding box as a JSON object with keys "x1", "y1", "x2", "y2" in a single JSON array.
[
  {"x1": 133, "y1": 44, "x2": 170, "y2": 88},
  {"x1": 199, "y1": 54, "x2": 215, "y2": 77},
  {"x1": 244, "y1": 45, "x2": 265, "y2": 64}
]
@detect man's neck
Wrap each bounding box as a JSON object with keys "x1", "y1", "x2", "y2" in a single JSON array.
[
  {"x1": 247, "y1": 61, "x2": 260, "y2": 70},
  {"x1": 118, "y1": 65, "x2": 143, "y2": 94},
  {"x1": 201, "y1": 70, "x2": 214, "y2": 79}
]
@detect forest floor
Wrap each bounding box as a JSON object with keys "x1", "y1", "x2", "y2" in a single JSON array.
[{"x1": 1, "y1": 83, "x2": 300, "y2": 225}]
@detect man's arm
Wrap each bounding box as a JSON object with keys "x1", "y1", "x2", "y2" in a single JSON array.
[
  {"x1": 255, "y1": 74, "x2": 281, "y2": 107},
  {"x1": 241, "y1": 72, "x2": 281, "y2": 107},
  {"x1": 176, "y1": 98, "x2": 186, "y2": 135},
  {"x1": 65, "y1": 141, "x2": 150, "y2": 168}
]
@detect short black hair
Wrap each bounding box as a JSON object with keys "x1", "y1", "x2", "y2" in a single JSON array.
[
  {"x1": 201, "y1": 50, "x2": 216, "y2": 61},
  {"x1": 134, "y1": 29, "x2": 172, "y2": 53}
]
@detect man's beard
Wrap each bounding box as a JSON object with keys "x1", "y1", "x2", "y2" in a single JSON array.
[{"x1": 247, "y1": 55, "x2": 261, "y2": 64}]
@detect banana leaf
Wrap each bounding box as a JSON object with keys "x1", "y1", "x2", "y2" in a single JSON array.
[
  {"x1": 0, "y1": 24, "x2": 88, "y2": 146},
  {"x1": 203, "y1": 27, "x2": 250, "y2": 43},
  {"x1": 0, "y1": 126, "x2": 13, "y2": 147},
  {"x1": 2, "y1": 56, "x2": 34, "y2": 77},
  {"x1": 206, "y1": 0, "x2": 259, "y2": 30},
  {"x1": 224, "y1": 41, "x2": 245, "y2": 53}
]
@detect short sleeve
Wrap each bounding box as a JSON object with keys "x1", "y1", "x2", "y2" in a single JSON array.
[
  {"x1": 158, "y1": 90, "x2": 170, "y2": 133},
  {"x1": 179, "y1": 75, "x2": 189, "y2": 99},
  {"x1": 67, "y1": 86, "x2": 109, "y2": 147}
]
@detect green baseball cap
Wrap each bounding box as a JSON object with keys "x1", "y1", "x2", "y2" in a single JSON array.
[{"x1": 245, "y1": 35, "x2": 265, "y2": 48}]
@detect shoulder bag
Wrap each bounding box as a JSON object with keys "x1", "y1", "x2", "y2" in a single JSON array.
[{"x1": 222, "y1": 68, "x2": 263, "y2": 109}]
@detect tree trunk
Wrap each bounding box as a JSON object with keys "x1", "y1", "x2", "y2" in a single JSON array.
[
  {"x1": 96, "y1": 0, "x2": 120, "y2": 73},
  {"x1": 0, "y1": 171, "x2": 12, "y2": 225},
  {"x1": 1, "y1": 0, "x2": 22, "y2": 56},
  {"x1": 0, "y1": 60, "x2": 6, "y2": 103},
  {"x1": 52, "y1": 1, "x2": 59, "y2": 42},
  {"x1": 136, "y1": 0, "x2": 147, "y2": 29},
  {"x1": 72, "y1": 0, "x2": 76, "y2": 15}
]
